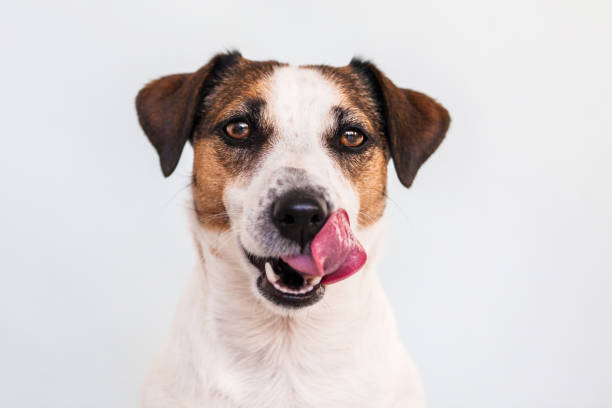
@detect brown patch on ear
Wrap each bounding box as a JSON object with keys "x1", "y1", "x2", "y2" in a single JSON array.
[
  {"x1": 350, "y1": 59, "x2": 451, "y2": 188},
  {"x1": 135, "y1": 51, "x2": 242, "y2": 176}
]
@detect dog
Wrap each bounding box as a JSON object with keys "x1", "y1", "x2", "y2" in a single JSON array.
[{"x1": 135, "y1": 51, "x2": 450, "y2": 408}]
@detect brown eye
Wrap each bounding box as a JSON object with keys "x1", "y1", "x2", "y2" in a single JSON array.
[
  {"x1": 225, "y1": 121, "x2": 251, "y2": 139},
  {"x1": 340, "y1": 130, "x2": 365, "y2": 148}
]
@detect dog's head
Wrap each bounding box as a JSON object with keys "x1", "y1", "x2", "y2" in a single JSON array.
[{"x1": 136, "y1": 52, "x2": 449, "y2": 311}]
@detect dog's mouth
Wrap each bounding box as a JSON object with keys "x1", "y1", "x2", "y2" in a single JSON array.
[
  {"x1": 243, "y1": 209, "x2": 368, "y2": 309},
  {"x1": 245, "y1": 251, "x2": 326, "y2": 308}
]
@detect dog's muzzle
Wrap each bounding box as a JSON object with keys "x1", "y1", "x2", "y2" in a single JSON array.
[
  {"x1": 245, "y1": 189, "x2": 329, "y2": 308},
  {"x1": 242, "y1": 168, "x2": 366, "y2": 309},
  {"x1": 245, "y1": 197, "x2": 367, "y2": 309}
]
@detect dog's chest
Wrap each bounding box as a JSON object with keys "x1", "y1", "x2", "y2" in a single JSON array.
[{"x1": 206, "y1": 350, "x2": 395, "y2": 408}]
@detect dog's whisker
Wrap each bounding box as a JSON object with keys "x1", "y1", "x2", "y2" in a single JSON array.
[{"x1": 159, "y1": 182, "x2": 194, "y2": 211}]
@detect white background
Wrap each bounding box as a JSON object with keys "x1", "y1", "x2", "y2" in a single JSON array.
[{"x1": 2, "y1": 0, "x2": 611, "y2": 407}]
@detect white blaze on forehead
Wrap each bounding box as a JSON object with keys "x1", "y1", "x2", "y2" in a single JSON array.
[
  {"x1": 229, "y1": 64, "x2": 361, "y2": 259},
  {"x1": 264, "y1": 65, "x2": 343, "y2": 153}
]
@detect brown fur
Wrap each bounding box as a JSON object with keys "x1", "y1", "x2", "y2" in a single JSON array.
[
  {"x1": 191, "y1": 138, "x2": 233, "y2": 229},
  {"x1": 353, "y1": 149, "x2": 389, "y2": 227},
  {"x1": 191, "y1": 57, "x2": 281, "y2": 230}
]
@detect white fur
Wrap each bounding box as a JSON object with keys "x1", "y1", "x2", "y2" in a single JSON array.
[{"x1": 142, "y1": 66, "x2": 425, "y2": 407}]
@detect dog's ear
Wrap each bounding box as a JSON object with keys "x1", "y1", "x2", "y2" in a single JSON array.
[
  {"x1": 350, "y1": 59, "x2": 451, "y2": 188},
  {"x1": 135, "y1": 51, "x2": 242, "y2": 177}
]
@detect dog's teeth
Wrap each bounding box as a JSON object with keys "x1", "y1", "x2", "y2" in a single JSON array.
[
  {"x1": 266, "y1": 266, "x2": 320, "y2": 294},
  {"x1": 308, "y1": 276, "x2": 322, "y2": 286},
  {"x1": 265, "y1": 262, "x2": 280, "y2": 283},
  {"x1": 298, "y1": 284, "x2": 314, "y2": 294},
  {"x1": 273, "y1": 281, "x2": 295, "y2": 294}
]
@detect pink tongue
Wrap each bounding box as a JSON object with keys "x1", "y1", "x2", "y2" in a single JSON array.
[{"x1": 281, "y1": 209, "x2": 367, "y2": 285}]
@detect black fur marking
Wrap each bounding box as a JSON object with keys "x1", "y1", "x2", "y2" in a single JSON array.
[{"x1": 192, "y1": 51, "x2": 243, "y2": 138}]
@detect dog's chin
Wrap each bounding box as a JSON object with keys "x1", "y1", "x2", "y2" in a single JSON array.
[{"x1": 244, "y1": 249, "x2": 326, "y2": 309}]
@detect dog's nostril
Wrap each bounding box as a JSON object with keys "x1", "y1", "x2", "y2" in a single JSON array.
[
  {"x1": 272, "y1": 190, "x2": 329, "y2": 247},
  {"x1": 310, "y1": 213, "x2": 321, "y2": 225},
  {"x1": 281, "y1": 214, "x2": 295, "y2": 225}
]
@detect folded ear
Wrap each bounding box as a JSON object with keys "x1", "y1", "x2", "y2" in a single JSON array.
[
  {"x1": 135, "y1": 51, "x2": 241, "y2": 176},
  {"x1": 350, "y1": 59, "x2": 451, "y2": 188}
]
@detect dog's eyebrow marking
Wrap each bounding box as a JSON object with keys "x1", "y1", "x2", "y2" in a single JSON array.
[
  {"x1": 212, "y1": 97, "x2": 267, "y2": 124},
  {"x1": 332, "y1": 106, "x2": 371, "y2": 130}
]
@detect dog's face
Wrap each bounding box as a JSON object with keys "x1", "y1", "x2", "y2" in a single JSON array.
[{"x1": 136, "y1": 52, "x2": 449, "y2": 311}]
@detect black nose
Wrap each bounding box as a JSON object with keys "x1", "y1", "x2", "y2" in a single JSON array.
[{"x1": 272, "y1": 190, "x2": 329, "y2": 249}]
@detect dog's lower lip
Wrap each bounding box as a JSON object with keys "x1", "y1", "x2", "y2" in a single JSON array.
[{"x1": 244, "y1": 249, "x2": 325, "y2": 308}]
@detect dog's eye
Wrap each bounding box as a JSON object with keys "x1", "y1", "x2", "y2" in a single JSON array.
[
  {"x1": 225, "y1": 121, "x2": 251, "y2": 140},
  {"x1": 340, "y1": 130, "x2": 365, "y2": 148}
]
